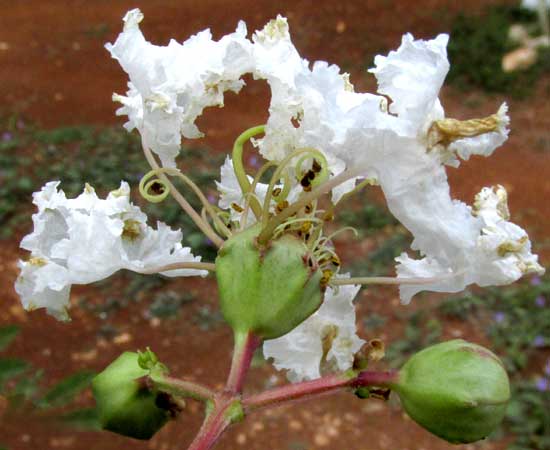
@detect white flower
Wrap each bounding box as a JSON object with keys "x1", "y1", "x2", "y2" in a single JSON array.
[
  {"x1": 370, "y1": 33, "x2": 449, "y2": 135},
  {"x1": 396, "y1": 185, "x2": 544, "y2": 303},
  {"x1": 263, "y1": 280, "x2": 364, "y2": 382},
  {"x1": 15, "y1": 181, "x2": 207, "y2": 320},
  {"x1": 107, "y1": 12, "x2": 543, "y2": 305},
  {"x1": 358, "y1": 33, "x2": 543, "y2": 303},
  {"x1": 106, "y1": 8, "x2": 254, "y2": 167}
]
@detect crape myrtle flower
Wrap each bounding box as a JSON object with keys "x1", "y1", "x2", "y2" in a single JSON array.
[
  {"x1": 15, "y1": 181, "x2": 206, "y2": 320},
  {"x1": 105, "y1": 9, "x2": 254, "y2": 168},
  {"x1": 106, "y1": 9, "x2": 543, "y2": 309},
  {"x1": 18, "y1": 9, "x2": 544, "y2": 391}
]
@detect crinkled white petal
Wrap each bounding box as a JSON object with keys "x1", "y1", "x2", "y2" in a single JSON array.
[
  {"x1": 263, "y1": 281, "x2": 364, "y2": 382},
  {"x1": 396, "y1": 185, "x2": 544, "y2": 303},
  {"x1": 106, "y1": 8, "x2": 254, "y2": 167},
  {"x1": 259, "y1": 59, "x2": 388, "y2": 201},
  {"x1": 15, "y1": 181, "x2": 206, "y2": 319},
  {"x1": 369, "y1": 33, "x2": 449, "y2": 133},
  {"x1": 15, "y1": 259, "x2": 71, "y2": 321}
]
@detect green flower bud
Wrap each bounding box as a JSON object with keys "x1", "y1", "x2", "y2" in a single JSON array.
[
  {"x1": 216, "y1": 224, "x2": 323, "y2": 340},
  {"x1": 393, "y1": 340, "x2": 510, "y2": 444},
  {"x1": 92, "y1": 352, "x2": 172, "y2": 440}
]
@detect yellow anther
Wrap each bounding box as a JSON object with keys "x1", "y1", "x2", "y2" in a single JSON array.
[
  {"x1": 301, "y1": 221, "x2": 312, "y2": 233},
  {"x1": 231, "y1": 202, "x2": 244, "y2": 213},
  {"x1": 122, "y1": 219, "x2": 142, "y2": 241},
  {"x1": 276, "y1": 200, "x2": 289, "y2": 214}
]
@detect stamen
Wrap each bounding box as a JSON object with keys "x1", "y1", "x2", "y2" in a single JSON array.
[
  {"x1": 258, "y1": 165, "x2": 365, "y2": 244},
  {"x1": 141, "y1": 145, "x2": 224, "y2": 248},
  {"x1": 139, "y1": 168, "x2": 232, "y2": 239},
  {"x1": 231, "y1": 202, "x2": 245, "y2": 213},
  {"x1": 241, "y1": 160, "x2": 277, "y2": 229},
  {"x1": 231, "y1": 125, "x2": 266, "y2": 219},
  {"x1": 261, "y1": 147, "x2": 329, "y2": 229}
]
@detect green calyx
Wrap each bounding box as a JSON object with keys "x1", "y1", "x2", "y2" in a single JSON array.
[
  {"x1": 92, "y1": 352, "x2": 174, "y2": 440},
  {"x1": 216, "y1": 224, "x2": 323, "y2": 340},
  {"x1": 393, "y1": 339, "x2": 510, "y2": 444},
  {"x1": 225, "y1": 400, "x2": 245, "y2": 424}
]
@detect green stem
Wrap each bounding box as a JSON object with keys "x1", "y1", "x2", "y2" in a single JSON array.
[
  {"x1": 330, "y1": 273, "x2": 460, "y2": 286},
  {"x1": 225, "y1": 331, "x2": 262, "y2": 394},
  {"x1": 139, "y1": 261, "x2": 216, "y2": 274},
  {"x1": 149, "y1": 374, "x2": 215, "y2": 402}
]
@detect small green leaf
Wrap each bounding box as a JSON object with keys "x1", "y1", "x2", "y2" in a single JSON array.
[
  {"x1": 37, "y1": 370, "x2": 96, "y2": 409},
  {"x1": 10, "y1": 369, "x2": 43, "y2": 402},
  {"x1": 0, "y1": 358, "x2": 29, "y2": 388},
  {"x1": 0, "y1": 325, "x2": 20, "y2": 352},
  {"x1": 59, "y1": 408, "x2": 101, "y2": 430}
]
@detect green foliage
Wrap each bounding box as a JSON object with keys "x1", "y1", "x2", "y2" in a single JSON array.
[
  {"x1": 506, "y1": 381, "x2": 550, "y2": 450},
  {"x1": 147, "y1": 290, "x2": 194, "y2": 319},
  {"x1": 0, "y1": 324, "x2": 98, "y2": 430},
  {"x1": 59, "y1": 408, "x2": 101, "y2": 431},
  {"x1": 386, "y1": 311, "x2": 442, "y2": 368},
  {"x1": 338, "y1": 203, "x2": 397, "y2": 235},
  {"x1": 440, "y1": 278, "x2": 550, "y2": 375},
  {"x1": 0, "y1": 359, "x2": 30, "y2": 389},
  {"x1": 0, "y1": 325, "x2": 20, "y2": 351},
  {"x1": 447, "y1": 6, "x2": 550, "y2": 97},
  {"x1": 193, "y1": 306, "x2": 224, "y2": 331},
  {"x1": 37, "y1": 370, "x2": 96, "y2": 409},
  {"x1": 363, "y1": 313, "x2": 387, "y2": 330}
]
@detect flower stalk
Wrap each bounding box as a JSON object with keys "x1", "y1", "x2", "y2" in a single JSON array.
[
  {"x1": 225, "y1": 331, "x2": 262, "y2": 394},
  {"x1": 243, "y1": 370, "x2": 398, "y2": 413},
  {"x1": 149, "y1": 374, "x2": 215, "y2": 402}
]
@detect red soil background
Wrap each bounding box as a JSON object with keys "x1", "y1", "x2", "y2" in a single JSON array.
[{"x1": 0, "y1": 1, "x2": 549, "y2": 450}]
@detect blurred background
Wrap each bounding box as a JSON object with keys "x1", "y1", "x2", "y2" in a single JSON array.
[{"x1": 0, "y1": 1, "x2": 549, "y2": 449}]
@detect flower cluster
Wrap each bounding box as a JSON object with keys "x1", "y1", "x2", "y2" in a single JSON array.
[
  {"x1": 15, "y1": 10, "x2": 544, "y2": 383},
  {"x1": 15, "y1": 181, "x2": 206, "y2": 320}
]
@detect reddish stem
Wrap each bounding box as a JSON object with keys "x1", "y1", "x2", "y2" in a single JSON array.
[
  {"x1": 225, "y1": 331, "x2": 262, "y2": 394},
  {"x1": 187, "y1": 402, "x2": 232, "y2": 450},
  {"x1": 243, "y1": 370, "x2": 398, "y2": 412}
]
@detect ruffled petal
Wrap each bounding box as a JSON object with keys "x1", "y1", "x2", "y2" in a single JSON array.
[
  {"x1": 15, "y1": 181, "x2": 206, "y2": 319},
  {"x1": 263, "y1": 280, "x2": 363, "y2": 382}
]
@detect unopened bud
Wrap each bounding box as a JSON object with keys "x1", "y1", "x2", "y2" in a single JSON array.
[
  {"x1": 92, "y1": 352, "x2": 173, "y2": 440},
  {"x1": 393, "y1": 340, "x2": 510, "y2": 444}
]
